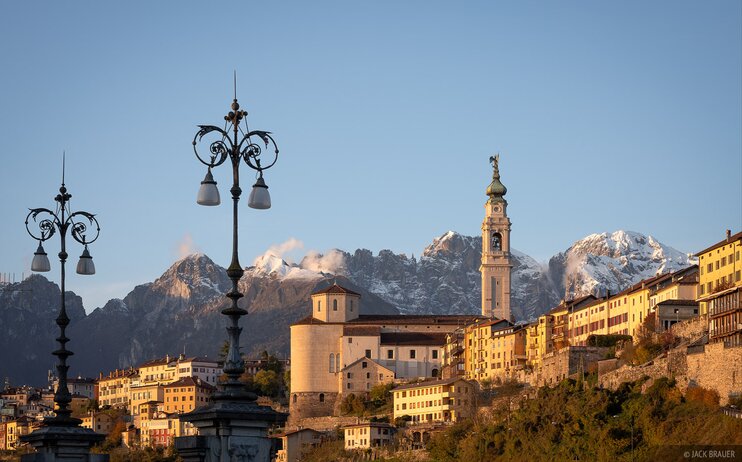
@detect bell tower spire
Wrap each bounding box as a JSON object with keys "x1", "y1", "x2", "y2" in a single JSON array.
[{"x1": 480, "y1": 154, "x2": 512, "y2": 320}]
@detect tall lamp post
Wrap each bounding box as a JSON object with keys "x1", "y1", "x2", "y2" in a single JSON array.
[
  {"x1": 176, "y1": 93, "x2": 286, "y2": 462},
  {"x1": 21, "y1": 168, "x2": 107, "y2": 462}
]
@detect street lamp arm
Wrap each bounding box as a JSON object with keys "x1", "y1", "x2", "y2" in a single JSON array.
[
  {"x1": 25, "y1": 208, "x2": 61, "y2": 241},
  {"x1": 239, "y1": 130, "x2": 279, "y2": 172},
  {"x1": 193, "y1": 125, "x2": 231, "y2": 168},
  {"x1": 67, "y1": 212, "x2": 101, "y2": 245}
]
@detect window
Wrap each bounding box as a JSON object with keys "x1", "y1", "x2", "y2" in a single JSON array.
[
  {"x1": 347, "y1": 372, "x2": 352, "y2": 379},
  {"x1": 410, "y1": 350, "x2": 416, "y2": 359},
  {"x1": 333, "y1": 299, "x2": 338, "y2": 311},
  {"x1": 432, "y1": 350, "x2": 438, "y2": 360},
  {"x1": 348, "y1": 337, "x2": 353, "y2": 344},
  {"x1": 362, "y1": 362, "x2": 368, "y2": 369},
  {"x1": 329, "y1": 353, "x2": 335, "y2": 373},
  {"x1": 336, "y1": 354, "x2": 340, "y2": 372},
  {"x1": 387, "y1": 349, "x2": 394, "y2": 359},
  {"x1": 350, "y1": 300, "x2": 354, "y2": 311},
  {"x1": 319, "y1": 393, "x2": 324, "y2": 402},
  {"x1": 366, "y1": 372, "x2": 370, "y2": 379},
  {"x1": 317, "y1": 300, "x2": 321, "y2": 312},
  {"x1": 365, "y1": 349, "x2": 371, "y2": 359}
]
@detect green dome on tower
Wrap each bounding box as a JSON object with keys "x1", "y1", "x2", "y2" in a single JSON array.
[{"x1": 486, "y1": 155, "x2": 507, "y2": 201}]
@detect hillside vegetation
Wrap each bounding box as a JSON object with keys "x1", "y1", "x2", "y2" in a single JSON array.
[{"x1": 428, "y1": 377, "x2": 742, "y2": 462}]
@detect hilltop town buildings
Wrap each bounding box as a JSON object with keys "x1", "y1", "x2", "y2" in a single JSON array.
[{"x1": 697, "y1": 230, "x2": 741, "y2": 347}]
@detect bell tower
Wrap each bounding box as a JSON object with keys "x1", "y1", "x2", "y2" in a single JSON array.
[{"x1": 480, "y1": 155, "x2": 512, "y2": 320}]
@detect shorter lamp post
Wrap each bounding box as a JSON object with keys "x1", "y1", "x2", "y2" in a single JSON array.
[{"x1": 21, "y1": 170, "x2": 107, "y2": 462}]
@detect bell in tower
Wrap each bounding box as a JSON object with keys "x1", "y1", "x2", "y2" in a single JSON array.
[{"x1": 480, "y1": 155, "x2": 513, "y2": 320}]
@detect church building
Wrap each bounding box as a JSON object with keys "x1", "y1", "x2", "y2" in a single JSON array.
[{"x1": 288, "y1": 157, "x2": 514, "y2": 420}]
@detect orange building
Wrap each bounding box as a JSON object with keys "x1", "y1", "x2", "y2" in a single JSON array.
[{"x1": 163, "y1": 377, "x2": 215, "y2": 414}]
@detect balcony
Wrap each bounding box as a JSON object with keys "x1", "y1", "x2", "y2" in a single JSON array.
[
  {"x1": 709, "y1": 303, "x2": 741, "y2": 318},
  {"x1": 710, "y1": 324, "x2": 742, "y2": 339}
]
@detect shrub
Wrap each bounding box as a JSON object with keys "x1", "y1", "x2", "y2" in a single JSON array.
[
  {"x1": 686, "y1": 386, "x2": 720, "y2": 407},
  {"x1": 587, "y1": 334, "x2": 633, "y2": 347}
]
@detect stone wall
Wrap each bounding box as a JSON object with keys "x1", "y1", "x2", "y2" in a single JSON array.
[
  {"x1": 667, "y1": 315, "x2": 708, "y2": 343},
  {"x1": 517, "y1": 347, "x2": 607, "y2": 388},
  {"x1": 598, "y1": 343, "x2": 742, "y2": 405},
  {"x1": 288, "y1": 415, "x2": 361, "y2": 432},
  {"x1": 288, "y1": 392, "x2": 340, "y2": 424}
]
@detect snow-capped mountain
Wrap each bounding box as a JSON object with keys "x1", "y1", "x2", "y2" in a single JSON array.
[
  {"x1": 549, "y1": 230, "x2": 695, "y2": 299},
  {"x1": 0, "y1": 230, "x2": 695, "y2": 385}
]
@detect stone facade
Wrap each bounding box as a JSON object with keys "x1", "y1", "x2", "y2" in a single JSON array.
[
  {"x1": 598, "y1": 343, "x2": 742, "y2": 405},
  {"x1": 289, "y1": 392, "x2": 339, "y2": 422},
  {"x1": 517, "y1": 346, "x2": 607, "y2": 387}
]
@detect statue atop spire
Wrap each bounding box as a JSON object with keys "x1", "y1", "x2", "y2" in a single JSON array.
[
  {"x1": 486, "y1": 154, "x2": 507, "y2": 201},
  {"x1": 489, "y1": 154, "x2": 500, "y2": 178}
]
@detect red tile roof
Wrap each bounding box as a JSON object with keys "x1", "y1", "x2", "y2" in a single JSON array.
[
  {"x1": 379, "y1": 332, "x2": 448, "y2": 346},
  {"x1": 163, "y1": 376, "x2": 216, "y2": 391},
  {"x1": 695, "y1": 231, "x2": 742, "y2": 256},
  {"x1": 311, "y1": 283, "x2": 361, "y2": 296},
  {"x1": 292, "y1": 314, "x2": 487, "y2": 327}
]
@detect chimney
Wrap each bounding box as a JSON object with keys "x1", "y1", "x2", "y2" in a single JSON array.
[{"x1": 727, "y1": 229, "x2": 732, "y2": 242}]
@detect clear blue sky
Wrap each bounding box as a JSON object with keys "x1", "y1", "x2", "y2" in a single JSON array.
[{"x1": 1, "y1": 1, "x2": 740, "y2": 312}]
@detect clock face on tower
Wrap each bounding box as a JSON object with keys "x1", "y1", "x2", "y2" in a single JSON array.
[{"x1": 493, "y1": 206, "x2": 500, "y2": 212}]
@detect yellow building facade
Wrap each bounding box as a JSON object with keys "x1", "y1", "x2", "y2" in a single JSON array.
[
  {"x1": 697, "y1": 230, "x2": 741, "y2": 347},
  {"x1": 98, "y1": 368, "x2": 136, "y2": 410},
  {"x1": 343, "y1": 422, "x2": 395, "y2": 449},
  {"x1": 393, "y1": 378, "x2": 476, "y2": 424},
  {"x1": 464, "y1": 320, "x2": 526, "y2": 382}
]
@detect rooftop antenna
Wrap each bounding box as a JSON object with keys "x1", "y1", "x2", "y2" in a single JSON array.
[
  {"x1": 62, "y1": 151, "x2": 66, "y2": 186},
  {"x1": 233, "y1": 70, "x2": 237, "y2": 100}
]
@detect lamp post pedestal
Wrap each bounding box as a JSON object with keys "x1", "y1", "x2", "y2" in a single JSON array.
[
  {"x1": 21, "y1": 426, "x2": 107, "y2": 462},
  {"x1": 175, "y1": 399, "x2": 287, "y2": 462}
]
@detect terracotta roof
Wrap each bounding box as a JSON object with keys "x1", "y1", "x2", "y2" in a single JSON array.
[
  {"x1": 342, "y1": 422, "x2": 395, "y2": 429},
  {"x1": 343, "y1": 326, "x2": 381, "y2": 336},
  {"x1": 292, "y1": 314, "x2": 487, "y2": 327},
  {"x1": 379, "y1": 332, "x2": 448, "y2": 346},
  {"x1": 349, "y1": 314, "x2": 486, "y2": 325},
  {"x1": 472, "y1": 319, "x2": 514, "y2": 327},
  {"x1": 655, "y1": 299, "x2": 699, "y2": 306},
  {"x1": 341, "y1": 357, "x2": 394, "y2": 374},
  {"x1": 312, "y1": 283, "x2": 361, "y2": 296},
  {"x1": 394, "y1": 377, "x2": 471, "y2": 391},
  {"x1": 468, "y1": 318, "x2": 513, "y2": 329},
  {"x1": 695, "y1": 231, "x2": 742, "y2": 256},
  {"x1": 548, "y1": 295, "x2": 597, "y2": 314},
  {"x1": 163, "y1": 376, "x2": 216, "y2": 390},
  {"x1": 138, "y1": 357, "x2": 174, "y2": 368}
]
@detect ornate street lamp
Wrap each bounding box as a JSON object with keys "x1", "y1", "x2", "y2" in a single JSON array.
[
  {"x1": 192, "y1": 95, "x2": 278, "y2": 400},
  {"x1": 21, "y1": 165, "x2": 105, "y2": 461},
  {"x1": 176, "y1": 91, "x2": 285, "y2": 462},
  {"x1": 26, "y1": 176, "x2": 100, "y2": 424}
]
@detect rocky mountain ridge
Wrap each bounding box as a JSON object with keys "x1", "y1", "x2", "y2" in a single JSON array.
[{"x1": 0, "y1": 230, "x2": 695, "y2": 385}]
